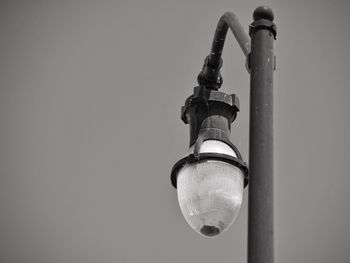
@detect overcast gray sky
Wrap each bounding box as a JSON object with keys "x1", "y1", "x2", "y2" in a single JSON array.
[{"x1": 1, "y1": 0, "x2": 350, "y2": 262}]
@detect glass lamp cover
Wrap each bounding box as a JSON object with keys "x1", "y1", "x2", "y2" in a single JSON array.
[{"x1": 177, "y1": 140, "x2": 244, "y2": 237}]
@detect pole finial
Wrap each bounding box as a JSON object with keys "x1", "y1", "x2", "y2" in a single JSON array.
[{"x1": 253, "y1": 6, "x2": 274, "y2": 21}]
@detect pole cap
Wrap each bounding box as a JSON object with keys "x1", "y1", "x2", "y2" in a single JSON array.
[{"x1": 253, "y1": 6, "x2": 274, "y2": 21}]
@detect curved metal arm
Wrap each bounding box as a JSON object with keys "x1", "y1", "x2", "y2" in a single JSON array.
[
  {"x1": 199, "y1": 12, "x2": 250, "y2": 88},
  {"x1": 209, "y1": 12, "x2": 250, "y2": 66}
]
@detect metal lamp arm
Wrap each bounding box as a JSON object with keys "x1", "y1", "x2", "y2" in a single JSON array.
[
  {"x1": 210, "y1": 12, "x2": 250, "y2": 63},
  {"x1": 198, "y1": 12, "x2": 250, "y2": 88}
]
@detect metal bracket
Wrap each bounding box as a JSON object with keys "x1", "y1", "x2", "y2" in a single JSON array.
[
  {"x1": 246, "y1": 53, "x2": 251, "y2": 73},
  {"x1": 249, "y1": 19, "x2": 277, "y2": 39}
]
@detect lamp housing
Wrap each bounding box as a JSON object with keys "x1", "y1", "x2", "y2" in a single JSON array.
[{"x1": 171, "y1": 86, "x2": 248, "y2": 237}]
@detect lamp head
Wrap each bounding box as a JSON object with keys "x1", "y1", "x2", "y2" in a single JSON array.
[{"x1": 171, "y1": 86, "x2": 248, "y2": 237}]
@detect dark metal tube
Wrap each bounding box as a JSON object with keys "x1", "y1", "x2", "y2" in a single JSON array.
[
  {"x1": 198, "y1": 12, "x2": 250, "y2": 88},
  {"x1": 248, "y1": 6, "x2": 276, "y2": 263},
  {"x1": 209, "y1": 12, "x2": 251, "y2": 67}
]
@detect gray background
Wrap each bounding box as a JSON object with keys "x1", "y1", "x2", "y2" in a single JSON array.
[{"x1": 1, "y1": 0, "x2": 349, "y2": 262}]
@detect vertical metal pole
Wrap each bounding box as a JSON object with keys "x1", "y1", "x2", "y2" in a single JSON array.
[{"x1": 248, "y1": 6, "x2": 276, "y2": 263}]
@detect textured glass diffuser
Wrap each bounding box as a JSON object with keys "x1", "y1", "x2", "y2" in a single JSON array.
[{"x1": 177, "y1": 140, "x2": 244, "y2": 237}]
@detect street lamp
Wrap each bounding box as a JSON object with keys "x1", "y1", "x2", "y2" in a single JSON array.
[
  {"x1": 170, "y1": 5, "x2": 276, "y2": 263},
  {"x1": 171, "y1": 86, "x2": 248, "y2": 237}
]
